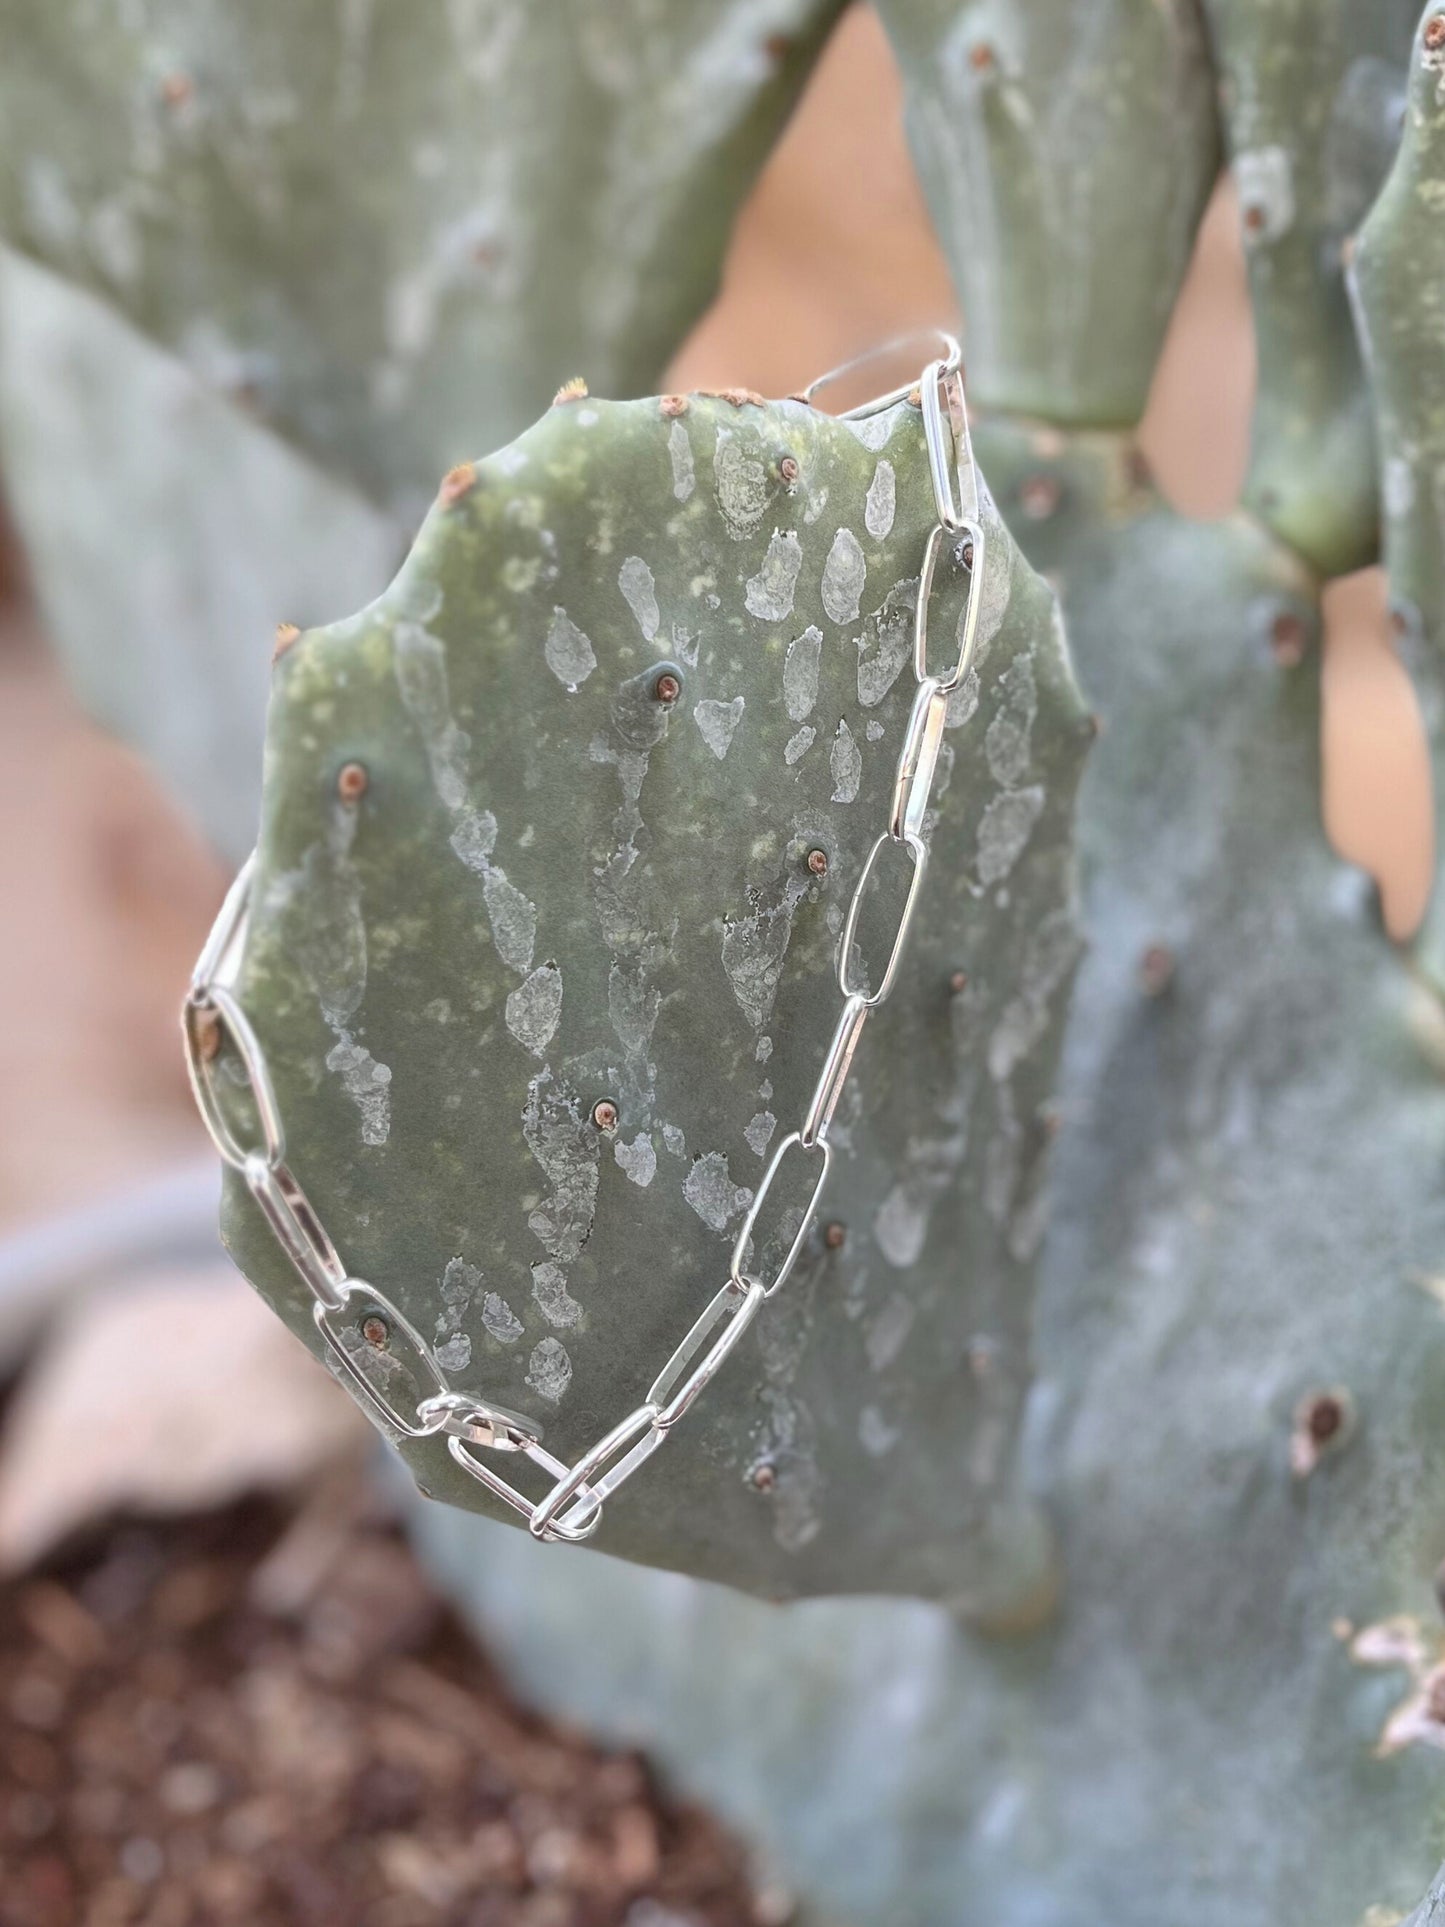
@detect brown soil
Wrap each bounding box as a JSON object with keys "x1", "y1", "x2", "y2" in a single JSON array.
[{"x1": 0, "y1": 1477, "x2": 788, "y2": 1927}]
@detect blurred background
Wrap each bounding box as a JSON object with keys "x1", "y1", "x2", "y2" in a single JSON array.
[{"x1": 0, "y1": 7, "x2": 1432, "y2": 1923}]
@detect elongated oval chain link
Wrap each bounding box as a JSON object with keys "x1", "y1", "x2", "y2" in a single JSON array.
[{"x1": 181, "y1": 333, "x2": 985, "y2": 1544}]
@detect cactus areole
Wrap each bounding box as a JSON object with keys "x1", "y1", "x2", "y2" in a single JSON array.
[{"x1": 185, "y1": 337, "x2": 1090, "y2": 1603}]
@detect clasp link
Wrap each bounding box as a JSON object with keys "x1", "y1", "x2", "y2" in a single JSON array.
[{"x1": 417, "y1": 1389, "x2": 541, "y2": 1453}]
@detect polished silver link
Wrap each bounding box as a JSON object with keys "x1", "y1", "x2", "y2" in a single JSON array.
[
  {"x1": 837, "y1": 831, "x2": 929, "y2": 1008},
  {"x1": 182, "y1": 336, "x2": 982, "y2": 1545},
  {"x1": 729, "y1": 1132, "x2": 833, "y2": 1299},
  {"x1": 799, "y1": 997, "x2": 869, "y2": 1149},
  {"x1": 190, "y1": 853, "x2": 254, "y2": 997},
  {"x1": 921, "y1": 358, "x2": 978, "y2": 528},
  {"x1": 531, "y1": 1403, "x2": 665, "y2": 1541},
  {"x1": 243, "y1": 1154, "x2": 347, "y2": 1311},
  {"x1": 889, "y1": 678, "x2": 950, "y2": 845},
  {"x1": 313, "y1": 1278, "x2": 452, "y2": 1439},
  {"x1": 183, "y1": 984, "x2": 286, "y2": 1171},
  {"x1": 647, "y1": 1278, "x2": 767, "y2": 1428},
  {"x1": 912, "y1": 518, "x2": 986, "y2": 695},
  {"x1": 447, "y1": 1432, "x2": 600, "y2": 1543}
]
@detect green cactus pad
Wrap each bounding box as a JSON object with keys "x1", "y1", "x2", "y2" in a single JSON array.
[
  {"x1": 219, "y1": 387, "x2": 1091, "y2": 1608},
  {"x1": 877, "y1": 0, "x2": 1219, "y2": 429},
  {"x1": 1203, "y1": 0, "x2": 1421, "y2": 574},
  {"x1": 1350, "y1": 4, "x2": 1445, "y2": 984},
  {"x1": 0, "y1": 0, "x2": 845, "y2": 508},
  {"x1": 414, "y1": 426, "x2": 1445, "y2": 1927}
]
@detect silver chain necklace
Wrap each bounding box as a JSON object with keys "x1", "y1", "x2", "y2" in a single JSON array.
[{"x1": 182, "y1": 332, "x2": 985, "y2": 1546}]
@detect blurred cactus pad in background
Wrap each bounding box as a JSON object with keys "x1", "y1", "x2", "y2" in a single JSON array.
[{"x1": 8, "y1": 3, "x2": 1445, "y2": 1926}]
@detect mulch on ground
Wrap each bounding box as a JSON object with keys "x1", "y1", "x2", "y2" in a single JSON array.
[{"x1": 0, "y1": 1479, "x2": 793, "y2": 1927}]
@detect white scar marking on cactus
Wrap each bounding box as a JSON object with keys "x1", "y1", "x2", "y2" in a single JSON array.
[
  {"x1": 1384, "y1": 456, "x2": 1416, "y2": 518},
  {"x1": 523, "y1": 1069, "x2": 600, "y2": 1265},
  {"x1": 865, "y1": 1292, "x2": 915, "y2": 1371},
  {"x1": 434, "y1": 1257, "x2": 477, "y2": 1372},
  {"x1": 481, "y1": 1293, "x2": 524, "y2": 1345},
  {"x1": 872, "y1": 1133, "x2": 965, "y2": 1271},
  {"x1": 576, "y1": 408, "x2": 599, "y2": 427},
  {"x1": 783, "y1": 625, "x2": 822, "y2": 720},
  {"x1": 618, "y1": 556, "x2": 660, "y2": 640},
  {"x1": 977, "y1": 786, "x2": 1045, "y2": 885},
  {"x1": 608, "y1": 960, "x2": 660, "y2": 1059},
  {"x1": 694, "y1": 696, "x2": 745, "y2": 759},
  {"x1": 873, "y1": 1186, "x2": 929, "y2": 1269},
  {"x1": 325, "y1": 1031, "x2": 392, "y2": 1145},
  {"x1": 544, "y1": 609, "x2": 597, "y2": 690},
  {"x1": 672, "y1": 621, "x2": 700, "y2": 668},
  {"x1": 722, "y1": 872, "x2": 808, "y2": 1029},
  {"x1": 531, "y1": 1262, "x2": 583, "y2": 1329},
  {"x1": 393, "y1": 620, "x2": 537, "y2": 969},
  {"x1": 506, "y1": 962, "x2": 563, "y2": 1056},
  {"x1": 614, "y1": 1133, "x2": 658, "y2": 1187},
  {"x1": 865, "y1": 459, "x2": 896, "y2": 539},
  {"x1": 22, "y1": 159, "x2": 80, "y2": 254},
  {"x1": 662, "y1": 1123, "x2": 687, "y2": 1157},
  {"x1": 866, "y1": 720, "x2": 885, "y2": 742},
  {"x1": 745, "y1": 530, "x2": 804, "y2": 621},
  {"x1": 857, "y1": 585, "x2": 915, "y2": 706},
  {"x1": 713, "y1": 424, "x2": 772, "y2": 538},
  {"x1": 668, "y1": 419, "x2": 696, "y2": 502},
  {"x1": 745, "y1": 1110, "x2": 777, "y2": 1157},
  {"x1": 756, "y1": 1035, "x2": 773, "y2": 1063},
  {"x1": 990, "y1": 908, "x2": 1080, "y2": 1083},
  {"x1": 945, "y1": 668, "x2": 980, "y2": 731},
  {"x1": 481, "y1": 872, "x2": 538, "y2": 973},
  {"x1": 859, "y1": 1405, "x2": 901, "y2": 1457},
  {"x1": 784, "y1": 726, "x2": 815, "y2": 765},
  {"x1": 985, "y1": 656, "x2": 1037, "y2": 787},
  {"x1": 845, "y1": 411, "x2": 894, "y2": 452},
  {"x1": 526, "y1": 1337, "x2": 572, "y2": 1403},
  {"x1": 754, "y1": 1384, "x2": 822, "y2": 1552},
  {"x1": 822, "y1": 528, "x2": 867, "y2": 624},
  {"x1": 278, "y1": 806, "x2": 393, "y2": 1145},
  {"x1": 972, "y1": 517, "x2": 1013, "y2": 667},
  {"x1": 830, "y1": 719, "x2": 862, "y2": 803},
  {"x1": 1234, "y1": 146, "x2": 1295, "y2": 244},
  {"x1": 683, "y1": 1151, "x2": 754, "y2": 1234}
]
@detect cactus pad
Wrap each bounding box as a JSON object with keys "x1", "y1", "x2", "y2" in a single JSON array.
[{"x1": 218, "y1": 386, "x2": 1090, "y2": 1607}]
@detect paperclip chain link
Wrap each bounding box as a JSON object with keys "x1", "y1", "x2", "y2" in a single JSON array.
[{"x1": 181, "y1": 334, "x2": 983, "y2": 1544}]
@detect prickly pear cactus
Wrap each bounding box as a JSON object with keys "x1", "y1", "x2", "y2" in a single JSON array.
[
  {"x1": 0, "y1": 0, "x2": 846, "y2": 852},
  {"x1": 0, "y1": 248, "x2": 397, "y2": 858},
  {"x1": 1201, "y1": 0, "x2": 1422, "y2": 572},
  {"x1": 408, "y1": 7, "x2": 1445, "y2": 1925},
  {"x1": 1351, "y1": 4, "x2": 1445, "y2": 989},
  {"x1": 220, "y1": 385, "x2": 1090, "y2": 1608},
  {"x1": 0, "y1": 0, "x2": 844, "y2": 503},
  {"x1": 876, "y1": 0, "x2": 1219, "y2": 429}
]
